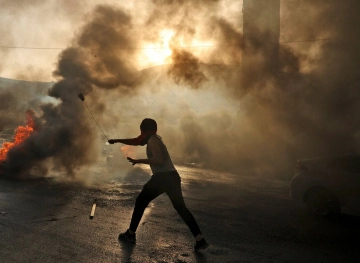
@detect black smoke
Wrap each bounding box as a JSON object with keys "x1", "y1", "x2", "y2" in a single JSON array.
[{"x1": 1, "y1": 0, "x2": 360, "y2": 180}]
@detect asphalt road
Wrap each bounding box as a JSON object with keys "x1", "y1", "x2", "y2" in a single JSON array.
[{"x1": 0, "y1": 165, "x2": 359, "y2": 263}]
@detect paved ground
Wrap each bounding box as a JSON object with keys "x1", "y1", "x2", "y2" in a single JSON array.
[{"x1": 1, "y1": 164, "x2": 360, "y2": 263}]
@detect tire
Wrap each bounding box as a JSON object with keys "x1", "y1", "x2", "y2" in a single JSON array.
[{"x1": 305, "y1": 187, "x2": 340, "y2": 216}]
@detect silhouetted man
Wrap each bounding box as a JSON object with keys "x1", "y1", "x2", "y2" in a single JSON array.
[{"x1": 108, "y1": 118, "x2": 209, "y2": 251}]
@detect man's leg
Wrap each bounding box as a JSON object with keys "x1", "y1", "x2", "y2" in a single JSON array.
[
  {"x1": 165, "y1": 172, "x2": 209, "y2": 250},
  {"x1": 165, "y1": 173, "x2": 202, "y2": 237},
  {"x1": 129, "y1": 177, "x2": 164, "y2": 233}
]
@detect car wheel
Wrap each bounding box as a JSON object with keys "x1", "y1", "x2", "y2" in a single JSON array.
[{"x1": 305, "y1": 187, "x2": 340, "y2": 216}]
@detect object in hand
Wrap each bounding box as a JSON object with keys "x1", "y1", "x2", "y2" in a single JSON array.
[
  {"x1": 127, "y1": 157, "x2": 136, "y2": 165},
  {"x1": 78, "y1": 93, "x2": 85, "y2": 101}
]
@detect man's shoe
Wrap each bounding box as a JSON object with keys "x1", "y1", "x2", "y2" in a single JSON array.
[
  {"x1": 194, "y1": 238, "x2": 209, "y2": 251},
  {"x1": 118, "y1": 229, "x2": 136, "y2": 243}
]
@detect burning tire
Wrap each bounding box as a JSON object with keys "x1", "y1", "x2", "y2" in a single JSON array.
[{"x1": 304, "y1": 187, "x2": 340, "y2": 216}]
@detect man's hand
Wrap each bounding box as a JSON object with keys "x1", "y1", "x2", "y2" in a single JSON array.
[
  {"x1": 108, "y1": 139, "x2": 117, "y2": 144},
  {"x1": 127, "y1": 157, "x2": 138, "y2": 166}
]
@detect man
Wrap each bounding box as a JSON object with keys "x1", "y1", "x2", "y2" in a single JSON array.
[{"x1": 108, "y1": 118, "x2": 209, "y2": 251}]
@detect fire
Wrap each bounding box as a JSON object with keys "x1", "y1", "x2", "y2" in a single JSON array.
[{"x1": 0, "y1": 110, "x2": 35, "y2": 161}]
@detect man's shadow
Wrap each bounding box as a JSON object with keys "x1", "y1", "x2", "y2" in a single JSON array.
[{"x1": 118, "y1": 240, "x2": 136, "y2": 262}]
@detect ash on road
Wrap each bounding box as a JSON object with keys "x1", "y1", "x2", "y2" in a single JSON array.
[{"x1": 0, "y1": 165, "x2": 359, "y2": 263}]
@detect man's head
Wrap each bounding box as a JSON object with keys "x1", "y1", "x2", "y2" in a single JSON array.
[{"x1": 140, "y1": 118, "x2": 157, "y2": 133}]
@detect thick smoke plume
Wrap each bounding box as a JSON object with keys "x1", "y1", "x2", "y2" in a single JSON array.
[
  {"x1": 168, "y1": 49, "x2": 207, "y2": 89},
  {"x1": 235, "y1": 0, "x2": 360, "y2": 176},
  {"x1": 1, "y1": 6, "x2": 143, "y2": 178},
  {"x1": 0, "y1": 80, "x2": 49, "y2": 132},
  {"x1": 157, "y1": 0, "x2": 360, "y2": 177},
  {"x1": 1, "y1": 0, "x2": 360, "y2": 180}
]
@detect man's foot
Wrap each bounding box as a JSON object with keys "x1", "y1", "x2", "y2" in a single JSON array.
[
  {"x1": 118, "y1": 229, "x2": 136, "y2": 243},
  {"x1": 194, "y1": 238, "x2": 209, "y2": 251}
]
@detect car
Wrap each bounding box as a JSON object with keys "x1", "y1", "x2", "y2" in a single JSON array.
[{"x1": 290, "y1": 154, "x2": 360, "y2": 216}]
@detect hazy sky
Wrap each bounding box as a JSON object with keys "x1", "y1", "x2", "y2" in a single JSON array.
[{"x1": 0, "y1": 0, "x2": 242, "y2": 81}]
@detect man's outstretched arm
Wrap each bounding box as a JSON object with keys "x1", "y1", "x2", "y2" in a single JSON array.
[
  {"x1": 108, "y1": 133, "x2": 150, "y2": 146},
  {"x1": 108, "y1": 138, "x2": 139, "y2": 145}
]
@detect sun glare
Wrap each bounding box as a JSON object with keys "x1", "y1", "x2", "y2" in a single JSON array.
[
  {"x1": 142, "y1": 30, "x2": 174, "y2": 67},
  {"x1": 138, "y1": 29, "x2": 215, "y2": 69}
]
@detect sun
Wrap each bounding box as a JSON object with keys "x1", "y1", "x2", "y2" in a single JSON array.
[
  {"x1": 141, "y1": 30, "x2": 174, "y2": 67},
  {"x1": 138, "y1": 29, "x2": 215, "y2": 69}
]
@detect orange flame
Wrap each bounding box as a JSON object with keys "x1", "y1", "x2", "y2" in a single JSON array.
[{"x1": 0, "y1": 110, "x2": 35, "y2": 161}]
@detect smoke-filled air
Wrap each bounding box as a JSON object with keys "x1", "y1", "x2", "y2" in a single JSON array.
[{"x1": 1, "y1": 0, "x2": 360, "y2": 180}]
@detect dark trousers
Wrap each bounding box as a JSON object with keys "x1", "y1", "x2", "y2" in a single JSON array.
[{"x1": 129, "y1": 170, "x2": 202, "y2": 237}]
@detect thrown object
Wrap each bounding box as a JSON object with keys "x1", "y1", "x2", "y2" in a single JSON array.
[{"x1": 90, "y1": 199, "x2": 97, "y2": 219}]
